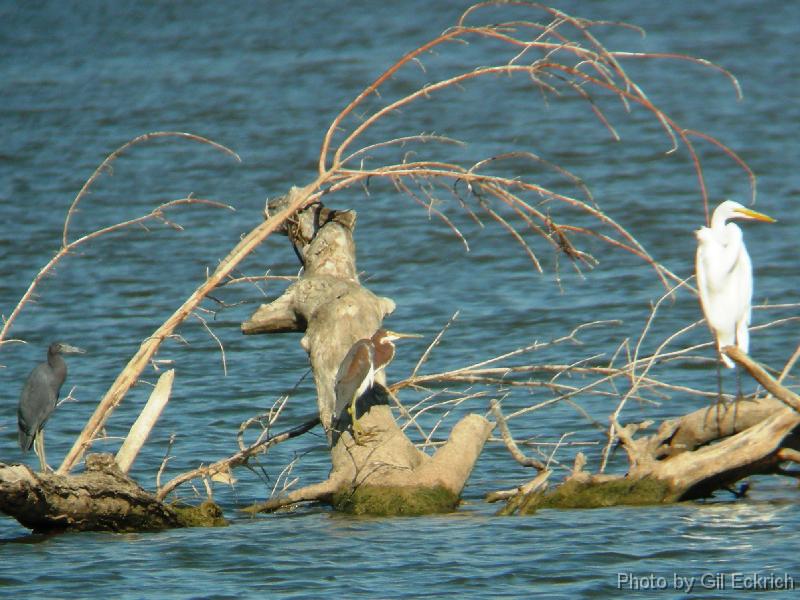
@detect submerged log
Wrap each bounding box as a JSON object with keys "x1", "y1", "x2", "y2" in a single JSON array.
[
  {"x1": 0, "y1": 453, "x2": 225, "y2": 532},
  {"x1": 243, "y1": 194, "x2": 492, "y2": 515}
]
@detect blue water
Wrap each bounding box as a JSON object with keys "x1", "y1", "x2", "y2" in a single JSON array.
[{"x1": 2, "y1": 1, "x2": 800, "y2": 598}]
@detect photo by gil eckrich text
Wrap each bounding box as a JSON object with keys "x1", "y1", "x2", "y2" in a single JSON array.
[{"x1": 616, "y1": 571, "x2": 795, "y2": 593}]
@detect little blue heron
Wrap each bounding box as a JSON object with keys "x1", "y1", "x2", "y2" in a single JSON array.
[
  {"x1": 333, "y1": 329, "x2": 420, "y2": 444},
  {"x1": 17, "y1": 342, "x2": 85, "y2": 472}
]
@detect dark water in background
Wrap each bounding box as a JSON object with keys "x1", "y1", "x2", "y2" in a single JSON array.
[{"x1": 1, "y1": 1, "x2": 799, "y2": 598}]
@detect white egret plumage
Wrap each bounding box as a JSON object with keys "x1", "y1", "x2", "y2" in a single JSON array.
[{"x1": 695, "y1": 200, "x2": 775, "y2": 369}]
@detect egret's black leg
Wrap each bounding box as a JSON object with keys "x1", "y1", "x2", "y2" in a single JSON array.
[
  {"x1": 715, "y1": 359, "x2": 724, "y2": 437},
  {"x1": 732, "y1": 366, "x2": 747, "y2": 432}
]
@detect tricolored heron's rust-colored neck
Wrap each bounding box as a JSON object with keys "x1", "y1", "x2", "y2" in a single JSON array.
[
  {"x1": 370, "y1": 328, "x2": 422, "y2": 371},
  {"x1": 372, "y1": 335, "x2": 395, "y2": 372}
]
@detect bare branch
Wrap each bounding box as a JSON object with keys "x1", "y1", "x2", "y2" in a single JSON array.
[
  {"x1": 156, "y1": 415, "x2": 320, "y2": 501},
  {"x1": 724, "y1": 347, "x2": 800, "y2": 413},
  {"x1": 59, "y1": 183, "x2": 323, "y2": 474},
  {"x1": 491, "y1": 399, "x2": 546, "y2": 470},
  {"x1": 63, "y1": 131, "x2": 240, "y2": 248},
  {"x1": 0, "y1": 196, "x2": 234, "y2": 348}
]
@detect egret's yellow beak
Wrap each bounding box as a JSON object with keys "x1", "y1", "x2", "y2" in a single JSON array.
[
  {"x1": 734, "y1": 207, "x2": 776, "y2": 223},
  {"x1": 384, "y1": 330, "x2": 423, "y2": 340}
]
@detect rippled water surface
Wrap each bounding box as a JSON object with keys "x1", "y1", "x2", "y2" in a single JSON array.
[{"x1": 2, "y1": 1, "x2": 800, "y2": 598}]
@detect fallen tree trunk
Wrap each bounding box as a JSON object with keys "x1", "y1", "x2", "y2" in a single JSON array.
[
  {"x1": 497, "y1": 348, "x2": 800, "y2": 514},
  {"x1": 0, "y1": 454, "x2": 225, "y2": 532},
  {"x1": 243, "y1": 196, "x2": 492, "y2": 515}
]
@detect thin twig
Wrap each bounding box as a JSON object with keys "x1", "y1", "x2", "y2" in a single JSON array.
[
  {"x1": 410, "y1": 310, "x2": 459, "y2": 378},
  {"x1": 193, "y1": 312, "x2": 228, "y2": 376}
]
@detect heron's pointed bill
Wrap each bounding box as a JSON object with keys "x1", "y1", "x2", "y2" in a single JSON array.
[
  {"x1": 383, "y1": 330, "x2": 423, "y2": 341},
  {"x1": 733, "y1": 207, "x2": 776, "y2": 223},
  {"x1": 61, "y1": 344, "x2": 86, "y2": 354}
]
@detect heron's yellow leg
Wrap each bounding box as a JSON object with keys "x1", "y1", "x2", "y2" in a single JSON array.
[
  {"x1": 34, "y1": 431, "x2": 49, "y2": 472},
  {"x1": 348, "y1": 399, "x2": 375, "y2": 445}
]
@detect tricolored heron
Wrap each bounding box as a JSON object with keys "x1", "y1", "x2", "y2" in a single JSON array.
[
  {"x1": 18, "y1": 342, "x2": 85, "y2": 472},
  {"x1": 333, "y1": 328, "x2": 420, "y2": 444}
]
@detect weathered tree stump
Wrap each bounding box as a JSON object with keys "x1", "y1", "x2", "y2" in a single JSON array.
[
  {"x1": 243, "y1": 189, "x2": 492, "y2": 515},
  {"x1": 0, "y1": 453, "x2": 225, "y2": 532}
]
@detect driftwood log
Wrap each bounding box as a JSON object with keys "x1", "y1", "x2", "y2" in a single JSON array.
[
  {"x1": 0, "y1": 453, "x2": 225, "y2": 532},
  {"x1": 497, "y1": 346, "x2": 800, "y2": 514},
  {"x1": 0, "y1": 368, "x2": 226, "y2": 532},
  {"x1": 242, "y1": 191, "x2": 492, "y2": 514}
]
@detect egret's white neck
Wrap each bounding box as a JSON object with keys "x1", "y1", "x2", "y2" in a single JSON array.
[{"x1": 710, "y1": 209, "x2": 732, "y2": 231}]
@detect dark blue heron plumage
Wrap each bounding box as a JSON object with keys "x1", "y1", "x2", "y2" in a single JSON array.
[{"x1": 17, "y1": 342, "x2": 85, "y2": 455}]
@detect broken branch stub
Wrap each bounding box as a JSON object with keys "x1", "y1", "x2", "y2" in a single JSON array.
[
  {"x1": 116, "y1": 369, "x2": 175, "y2": 474},
  {"x1": 243, "y1": 197, "x2": 492, "y2": 514}
]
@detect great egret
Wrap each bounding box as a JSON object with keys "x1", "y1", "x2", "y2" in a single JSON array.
[
  {"x1": 695, "y1": 200, "x2": 775, "y2": 368},
  {"x1": 333, "y1": 329, "x2": 420, "y2": 444}
]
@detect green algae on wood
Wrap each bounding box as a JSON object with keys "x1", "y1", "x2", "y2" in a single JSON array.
[
  {"x1": 500, "y1": 477, "x2": 678, "y2": 516},
  {"x1": 333, "y1": 485, "x2": 460, "y2": 516},
  {"x1": 171, "y1": 500, "x2": 228, "y2": 527}
]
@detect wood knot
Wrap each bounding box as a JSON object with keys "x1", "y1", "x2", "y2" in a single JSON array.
[{"x1": 85, "y1": 453, "x2": 124, "y2": 475}]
